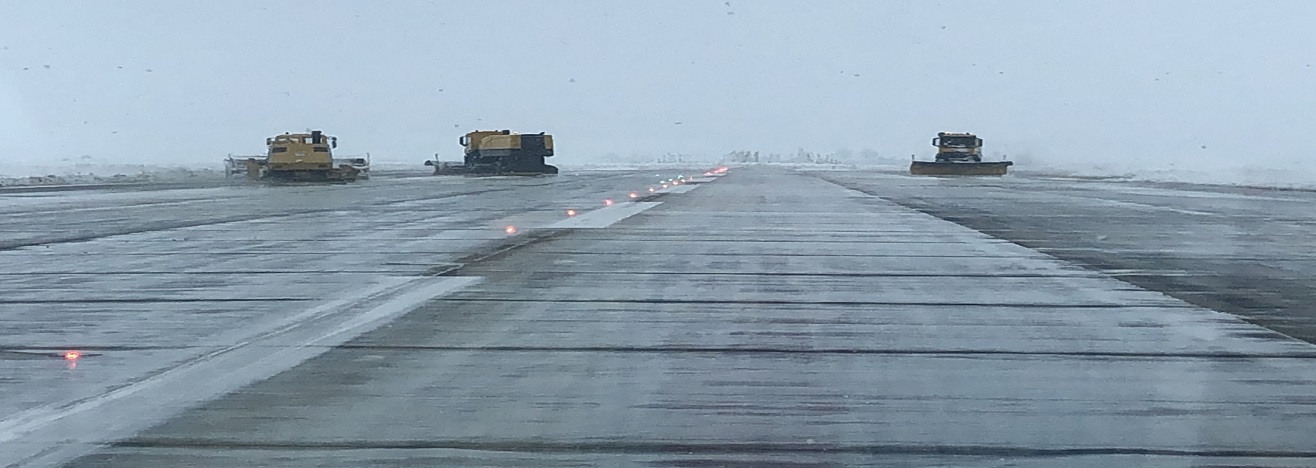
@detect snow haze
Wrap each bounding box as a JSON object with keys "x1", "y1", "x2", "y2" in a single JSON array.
[{"x1": 2, "y1": 1, "x2": 1314, "y2": 183}]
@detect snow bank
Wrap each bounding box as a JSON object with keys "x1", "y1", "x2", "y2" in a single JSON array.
[
  {"x1": 761, "y1": 162, "x2": 907, "y2": 172},
  {"x1": 1015, "y1": 161, "x2": 1316, "y2": 191},
  {"x1": 357, "y1": 159, "x2": 428, "y2": 172},
  {"x1": 5, "y1": 158, "x2": 1311, "y2": 191},
  {"x1": 557, "y1": 162, "x2": 719, "y2": 172},
  {"x1": 0, "y1": 163, "x2": 224, "y2": 187}
]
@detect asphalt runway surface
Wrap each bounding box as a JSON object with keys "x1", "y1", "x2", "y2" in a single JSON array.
[{"x1": 1, "y1": 167, "x2": 1313, "y2": 467}]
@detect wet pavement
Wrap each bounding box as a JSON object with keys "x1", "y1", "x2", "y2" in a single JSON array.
[
  {"x1": 819, "y1": 172, "x2": 1316, "y2": 345},
  {"x1": 0, "y1": 171, "x2": 668, "y2": 465},
  {"x1": 2, "y1": 168, "x2": 1315, "y2": 466}
]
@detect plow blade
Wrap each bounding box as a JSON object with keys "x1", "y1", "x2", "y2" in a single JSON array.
[
  {"x1": 466, "y1": 163, "x2": 558, "y2": 177},
  {"x1": 426, "y1": 160, "x2": 556, "y2": 176},
  {"x1": 263, "y1": 165, "x2": 359, "y2": 183},
  {"x1": 326, "y1": 165, "x2": 361, "y2": 181},
  {"x1": 909, "y1": 161, "x2": 1012, "y2": 176},
  {"x1": 427, "y1": 160, "x2": 470, "y2": 175}
]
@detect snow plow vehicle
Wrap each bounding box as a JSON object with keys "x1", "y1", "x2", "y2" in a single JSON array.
[
  {"x1": 227, "y1": 154, "x2": 367, "y2": 179},
  {"x1": 910, "y1": 132, "x2": 1012, "y2": 176},
  {"x1": 230, "y1": 131, "x2": 361, "y2": 182},
  {"x1": 426, "y1": 130, "x2": 558, "y2": 176}
]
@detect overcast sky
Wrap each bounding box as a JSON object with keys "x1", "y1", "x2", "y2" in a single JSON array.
[{"x1": 1, "y1": 1, "x2": 1314, "y2": 170}]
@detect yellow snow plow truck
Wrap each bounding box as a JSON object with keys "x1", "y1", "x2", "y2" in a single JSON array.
[
  {"x1": 426, "y1": 130, "x2": 558, "y2": 176},
  {"x1": 909, "y1": 132, "x2": 1012, "y2": 176},
  {"x1": 239, "y1": 131, "x2": 360, "y2": 182}
]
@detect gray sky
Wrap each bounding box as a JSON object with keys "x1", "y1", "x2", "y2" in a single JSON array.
[{"x1": 1, "y1": 1, "x2": 1314, "y2": 169}]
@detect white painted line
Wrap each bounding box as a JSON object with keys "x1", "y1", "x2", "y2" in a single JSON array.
[
  {"x1": 547, "y1": 202, "x2": 662, "y2": 229},
  {"x1": 0, "y1": 278, "x2": 405, "y2": 438},
  {"x1": 0, "y1": 276, "x2": 481, "y2": 467},
  {"x1": 196, "y1": 277, "x2": 414, "y2": 347}
]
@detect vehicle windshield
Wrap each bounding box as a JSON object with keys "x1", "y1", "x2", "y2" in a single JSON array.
[
  {"x1": 3, "y1": 3, "x2": 1314, "y2": 467},
  {"x1": 940, "y1": 137, "x2": 978, "y2": 147}
]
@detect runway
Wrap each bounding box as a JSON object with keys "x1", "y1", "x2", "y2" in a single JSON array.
[{"x1": 1, "y1": 167, "x2": 1313, "y2": 466}]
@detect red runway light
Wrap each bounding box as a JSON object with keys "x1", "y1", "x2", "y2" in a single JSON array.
[
  {"x1": 565, "y1": 209, "x2": 577, "y2": 217},
  {"x1": 504, "y1": 225, "x2": 517, "y2": 235},
  {"x1": 672, "y1": 180, "x2": 681, "y2": 185},
  {"x1": 603, "y1": 199, "x2": 614, "y2": 206},
  {"x1": 628, "y1": 192, "x2": 638, "y2": 198},
  {"x1": 63, "y1": 351, "x2": 80, "y2": 361}
]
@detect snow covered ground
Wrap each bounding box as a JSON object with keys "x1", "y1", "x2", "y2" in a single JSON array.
[
  {"x1": 0, "y1": 162, "x2": 224, "y2": 187},
  {"x1": 556, "y1": 162, "x2": 721, "y2": 172},
  {"x1": 1014, "y1": 161, "x2": 1316, "y2": 191},
  {"x1": 0, "y1": 159, "x2": 428, "y2": 188},
  {"x1": 747, "y1": 158, "x2": 1316, "y2": 191},
  {"x1": 3, "y1": 158, "x2": 1313, "y2": 191}
]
